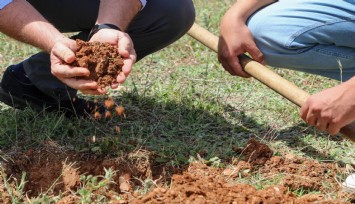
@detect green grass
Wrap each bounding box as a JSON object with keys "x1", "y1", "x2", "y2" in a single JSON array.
[{"x1": 0, "y1": 0, "x2": 354, "y2": 202}]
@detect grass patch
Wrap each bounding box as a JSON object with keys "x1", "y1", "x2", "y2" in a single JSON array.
[{"x1": 0, "y1": 0, "x2": 353, "y2": 202}]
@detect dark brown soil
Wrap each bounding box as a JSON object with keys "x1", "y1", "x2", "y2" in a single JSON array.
[
  {"x1": 71, "y1": 39, "x2": 124, "y2": 88},
  {"x1": 1, "y1": 139, "x2": 353, "y2": 203}
]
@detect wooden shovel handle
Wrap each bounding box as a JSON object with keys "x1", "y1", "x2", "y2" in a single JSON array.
[{"x1": 187, "y1": 22, "x2": 355, "y2": 141}]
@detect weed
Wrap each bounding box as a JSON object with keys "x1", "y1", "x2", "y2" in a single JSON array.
[
  {"x1": 1, "y1": 168, "x2": 26, "y2": 203},
  {"x1": 76, "y1": 168, "x2": 116, "y2": 203}
]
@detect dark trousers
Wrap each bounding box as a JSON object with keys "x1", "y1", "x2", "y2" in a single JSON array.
[{"x1": 23, "y1": 0, "x2": 195, "y2": 100}]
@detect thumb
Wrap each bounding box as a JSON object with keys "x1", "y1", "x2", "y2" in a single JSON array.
[
  {"x1": 52, "y1": 41, "x2": 76, "y2": 64},
  {"x1": 118, "y1": 34, "x2": 133, "y2": 58},
  {"x1": 246, "y1": 42, "x2": 265, "y2": 64}
]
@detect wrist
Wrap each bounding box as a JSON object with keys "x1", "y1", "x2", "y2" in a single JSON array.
[
  {"x1": 48, "y1": 35, "x2": 72, "y2": 53},
  {"x1": 96, "y1": 0, "x2": 141, "y2": 31},
  {"x1": 88, "y1": 23, "x2": 122, "y2": 40}
]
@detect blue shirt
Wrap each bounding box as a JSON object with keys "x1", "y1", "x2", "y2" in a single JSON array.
[{"x1": 0, "y1": 0, "x2": 12, "y2": 10}]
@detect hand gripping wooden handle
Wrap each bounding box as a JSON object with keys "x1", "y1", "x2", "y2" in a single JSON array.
[{"x1": 187, "y1": 22, "x2": 355, "y2": 141}]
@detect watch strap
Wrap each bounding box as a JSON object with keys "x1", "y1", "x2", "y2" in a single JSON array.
[{"x1": 88, "y1": 23, "x2": 121, "y2": 40}]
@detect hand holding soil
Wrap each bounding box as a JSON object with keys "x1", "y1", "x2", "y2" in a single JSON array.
[
  {"x1": 50, "y1": 39, "x2": 102, "y2": 94},
  {"x1": 69, "y1": 40, "x2": 126, "y2": 119},
  {"x1": 89, "y1": 29, "x2": 136, "y2": 88},
  {"x1": 71, "y1": 39, "x2": 124, "y2": 90}
]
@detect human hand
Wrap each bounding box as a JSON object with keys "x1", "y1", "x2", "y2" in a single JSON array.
[
  {"x1": 300, "y1": 80, "x2": 355, "y2": 135},
  {"x1": 89, "y1": 29, "x2": 136, "y2": 89},
  {"x1": 218, "y1": 14, "x2": 264, "y2": 78},
  {"x1": 50, "y1": 38, "x2": 104, "y2": 95}
]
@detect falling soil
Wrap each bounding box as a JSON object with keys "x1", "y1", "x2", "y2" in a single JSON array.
[
  {"x1": 91, "y1": 97, "x2": 125, "y2": 120},
  {"x1": 1, "y1": 139, "x2": 353, "y2": 203},
  {"x1": 69, "y1": 40, "x2": 126, "y2": 119},
  {"x1": 71, "y1": 39, "x2": 124, "y2": 88}
]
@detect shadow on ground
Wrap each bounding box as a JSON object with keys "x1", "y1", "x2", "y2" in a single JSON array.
[{"x1": 0, "y1": 91, "x2": 351, "y2": 201}]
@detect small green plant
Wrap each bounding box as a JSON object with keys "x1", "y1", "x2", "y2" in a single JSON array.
[
  {"x1": 134, "y1": 177, "x2": 160, "y2": 196},
  {"x1": 76, "y1": 168, "x2": 116, "y2": 203},
  {"x1": 292, "y1": 188, "x2": 321, "y2": 197},
  {"x1": 1, "y1": 169, "x2": 26, "y2": 204}
]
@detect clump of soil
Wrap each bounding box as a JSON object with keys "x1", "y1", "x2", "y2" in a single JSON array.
[
  {"x1": 242, "y1": 138, "x2": 273, "y2": 165},
  {"x1": 69, "y1": 40, "x2": 126, "y2": 120},
  {"x1": 71, "y1": 39, "x2": 124, "y2": 88},
  {"x1": 92, "y1": 97, "x2": 125, "y2": 120}
]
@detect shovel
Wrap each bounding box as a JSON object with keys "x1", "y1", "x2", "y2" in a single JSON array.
[{"x1": 187, "y1": 22, "x2": 355, "y2": 141}]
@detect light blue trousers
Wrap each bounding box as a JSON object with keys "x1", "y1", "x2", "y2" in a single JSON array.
[{"x1": 247, "y1": 0, "x2": 355, "y2": 81}]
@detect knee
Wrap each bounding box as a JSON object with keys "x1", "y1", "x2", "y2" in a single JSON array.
[
  {"x1": 247, "y1": 4, "x2": 308, "y2": 55},
  {"x1": 248, "y1": 15, "x2": 284, "y2": 54}
]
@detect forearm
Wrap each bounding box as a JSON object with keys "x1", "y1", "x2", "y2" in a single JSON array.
[
  {"x1": 96, "y1": 0, "x2": 142, "y2": 31},
  {"x1": 226, "y1": 0, "x2": 277, "y2": 22},
  {"x1": 0, "y1": 0, "x2": 66, "y2": 53}
]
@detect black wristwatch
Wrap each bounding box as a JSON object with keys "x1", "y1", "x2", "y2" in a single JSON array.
[{"x1": 88, "y1": 23, "x2": 121, "y2": 40}]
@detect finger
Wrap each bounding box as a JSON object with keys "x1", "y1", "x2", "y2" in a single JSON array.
[
  {"x1": 228, "y1": 56, "x2": 251, "y2": 78},
  {"x1": 110, "y1": 82, "x2": 119, "y2": 89},
  {"x1": 116, "y1": 53, "x2": 135, "y2": 84},
  {"x1": 218, "y1": 49, "x2": 240, "y2": 76},
  {"x1": 97, "y1": 87, "x2": 107, "y2": 94},
  {"x1": 245, "y1": 43, "x2": 265, "y2": 64},
  {"x1": 306, "y1": 112, "x2": 318, "y2": 126},
  {"x1": 327, "y1": 123, "x2": 341, "y2": 135},
  {"x1": 52, "y1": 65, "x2": 90, "y2": 78},
  {"x1": 116, "y1": 72, "x2": 127, "y2": 84},
  {"x1": 61, "y1": 78, "x2": 98, "y2": 90},
  {"x1": 316, "y1": 117, "x2": 329, "y2": 132},
  {"x1": 52, "y1": 42, "x2": 76, "y2": 64},
  {"x1": 80, "y1": 89, "x2": 105, "y2": 95},
  {"x1": 122, "y1": 58, "x2": 134, "y2": 75},
  {"x1": 218, "y1": 55, "x2": 233, "y2": 74},
  {"x1": 300, "y1": 105, "x2": 309, "y2": 121},
  {"x1": 118, "y1": 35, "x2": 133, "y2": 58},
  {"x1": 219, "y1": 57, "x2": 235, "y2": 75}
]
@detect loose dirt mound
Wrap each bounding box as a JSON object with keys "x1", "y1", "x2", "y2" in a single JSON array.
[
  {"x1": 0, "y1": 139, "x2": 353, "y2": 203},
  {"x1": 134, "y1": 163, "x2": 327, "y2": 204},
  {"x1": 2, "y1": 141, "x2": 153, "y2": 199},
  {"x1": 71, "y1": 39, "x2": 124, "y2": 88},
  {"x1": 242, "y1": 138, "x2": 273, "y2": 165}
]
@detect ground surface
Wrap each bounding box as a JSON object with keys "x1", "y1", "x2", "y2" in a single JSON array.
[
  {"x1": 0, "y1": 1, "x2": 354, "y2": 203},
  {"x1": 1, "y1": 139, "x2": 353, "y2": 203}
]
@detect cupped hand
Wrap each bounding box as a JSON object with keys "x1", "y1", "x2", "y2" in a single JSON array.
[
  {"x1": 218, "y1": 14, "x2": 264, "y2": 78},
  {"x1": 300, "y1": 79, "x2": 355, "y2": 135},
  {"x1": 50, "y1": 39, "x2": 104, "y2": 95},
  {"x1": 89, "y1": 29, "x2": 136, "y2": 89}
]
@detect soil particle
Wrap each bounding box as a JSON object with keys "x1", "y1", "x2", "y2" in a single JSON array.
[
  {"x1": 61, "y1": 162, "x2": 80, "y2": 191},
  {"x1": 119, "y1": 173, "x2": 132, "y2": 192},
  {"x1": 71, "y1": 39, "x2": 124, "y2": 88}
]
